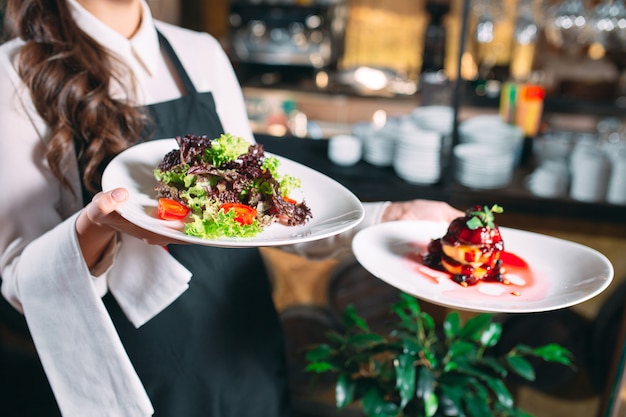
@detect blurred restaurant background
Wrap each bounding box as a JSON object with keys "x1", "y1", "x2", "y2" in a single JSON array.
[
  {"x1": 145, "y1": 1, "x2": 626, "y2": 416},
  {"x1": 1, "y1": 0, "x2": 622, "y2": 416}
]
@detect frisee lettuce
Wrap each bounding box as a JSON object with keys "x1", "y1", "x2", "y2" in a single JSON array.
[
  {"x1": 262, "y1": 156, "x2": 301, "y2": 197},
  {"x1": 204, "y1": 133, "x2": 251, "y2": 166},
  {"x1": 184, "y1": 210, "x2": 264, "y2": 239},
  {"x1": 154, "y1": 166, "x2": 190, "y2": 186}
]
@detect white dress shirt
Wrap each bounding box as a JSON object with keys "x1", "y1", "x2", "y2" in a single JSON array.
[{"x1": 0, "y1": 1, "x2": 388, "y2": 416}]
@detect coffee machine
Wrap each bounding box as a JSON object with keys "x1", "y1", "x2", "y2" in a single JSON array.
[{"x1": 228, "y1": 0, "x2": 347, "y2": 69}]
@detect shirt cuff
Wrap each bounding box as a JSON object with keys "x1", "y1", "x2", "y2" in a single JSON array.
[
  {"x1": 279, "y1": 201, "x2": 390, "y2": 261},
  {"x1": 89, "y1": 232, "x2": 120, "y2": 277},
  {"x1": 107, "y1": 234, "x2": 192, "y2": 328}
]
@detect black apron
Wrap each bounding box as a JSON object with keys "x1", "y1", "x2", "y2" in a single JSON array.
[{"x1": 101, "y1": 32, "x2": 289, "y2": 417}]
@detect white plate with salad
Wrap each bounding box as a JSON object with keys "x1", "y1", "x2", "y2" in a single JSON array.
[
  {"x1": 352, "y1": 220, "x2": 614, "y2": 313},
  {"x1": 102, "y1": 136, "x2": 365, "y2": 247}
]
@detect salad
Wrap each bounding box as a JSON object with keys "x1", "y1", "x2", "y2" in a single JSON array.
[{"x1": 153, "y1": 133, "x2": 312, "y2": 238}]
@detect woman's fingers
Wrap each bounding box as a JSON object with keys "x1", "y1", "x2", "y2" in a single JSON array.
[
  {"x1": 86, "y1": 188, "x2": 128, "y2": 224},
  {"x1": 84, "y1": 188, "x2": 189, "y2": 246}
]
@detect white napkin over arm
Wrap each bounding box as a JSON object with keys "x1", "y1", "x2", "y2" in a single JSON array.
[
  {"x1": 11, "y1": 212, "x2": 192, "y2": 416},
  {"x1": 13, "y1": 212, "x2": 154, "y2": 417}
]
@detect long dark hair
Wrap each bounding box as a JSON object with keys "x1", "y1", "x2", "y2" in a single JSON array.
[{"x1": 2, "y1": 0, "x2": 151, "y2": 195}]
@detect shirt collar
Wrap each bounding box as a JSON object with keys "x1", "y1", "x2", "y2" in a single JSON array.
[{"x1": 67, "y1": 0, "x2": 160, "y2": 76}]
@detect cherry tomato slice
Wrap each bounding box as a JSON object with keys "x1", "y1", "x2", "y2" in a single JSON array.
[
  {"x1": 220, "y1": 203, "x2": 257, "y2": 226},
  {"x1": 157, "y1": 198, "x2": 190, "y2": 220}
]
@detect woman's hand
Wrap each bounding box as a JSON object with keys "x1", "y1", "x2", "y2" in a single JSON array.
[
  {"x1": 381, "y1": 199, "x2": 463, "y2": 223},
  {"x1": 76, "y1": 188, "x2": 187, "y2": 271}
]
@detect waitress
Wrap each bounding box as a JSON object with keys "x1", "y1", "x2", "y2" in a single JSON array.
[{"x1": 0, "y1": 1, "x2": 462, "y2": 416}]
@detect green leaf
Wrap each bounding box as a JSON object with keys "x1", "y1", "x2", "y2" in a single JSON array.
[
  {"x1": 347, "y1": 333, "x2": 386, "y2": 349},
  {"x1": 448, "y1": 340, "x2": 477, "y2": 360},
  {"x1": 470, "y1": 379, "x2": 489, "y2": 399},
  {"x1": 392, "y1": 294, "x2": 422, "y2": 332},
  {"x1": 424, "y1": 391, "x2": 439, "y2": 417},
  {"x1": 392, "y1": 303, "x2": 410, "y2": 325},
  {"x1": 401, "y1": 336, "x2": 421, "y2": 356},
  {"x1": 443, "y1": 361, "x2": 459, "y2": 373},
  {"x1": 444, "y1": 311, "x2": 461, "y2": 341},
  {"x1": 416, "y1": 366, "x2": 436, "y2": 400},
  {"x1": 459, "y1": 314, "x2": 493, "y2": 341},
  {"x1": 439, "y1": 373, "x2": 479, "y2": 388},
  {"x1": 532, "y1": 344, "x2": 574, "y2": 366},
  {"x1": 483, "y1": 376, "x2": 514, "y2": 408},
  {"x1": 343, "y1": 305, "x2": 369, "y2": 332},
  {"x1": 304, "y1": 361, "x2": 335, "y2": 373},
  {"x1": 335, "y1": 373, "x2": 356, "y2": 409},
  {"x1": 305, "y1": 344, "x2": 332, "y2": 362},
  {"x1": 438, "y1": 388, "x2": 465, "y2": 417},
  {"x1": 478, "y1": 357, "x2": 508, "y2": 378},
  {"x1": 395, "y1": 353, "x2": 416, "y2": 408},
  {"x1": 445, "y1": 362, "x2": 492, "y2": 381},
  {"x1": 464, "y1": 391, "x2": 495, "y2": 417},
  {"x1": 511, "y1": 344, "x2": 535, "y2": 355},
  {"x1": 399, "y1": 293, "x2": 421, "y2": 316},
  {"x1": 326, "y1": 331, "x2": 346, "y2": 346},
  {"x1": 479, "y1": 322, "x2": 502, "y2": 347},
  {"x1": 506, "y1": 355, "x2": 536, "y2": 381},
  {"x1": 362, "y1": 388, "x2": 400, "y2": 417},
  {"x1": 420, "y1": 311, "x2": 436, "y2": 334}
]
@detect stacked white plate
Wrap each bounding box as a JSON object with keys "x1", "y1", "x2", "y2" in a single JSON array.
[
  {"x1": 607, "y1": 144, "x2": 626, "y2": 205},
  {"x1": 569, "y1": 141, "x2": 610, "y2": 202},
  {"x1": 454, "y1": 143, "x2": 515, "y2": 189},
  {"x1": 392, "y1": 118, "x2": 442, "y2": 184},
  {"x1": 411, "y1": 105, "x2": 454, "y2": 164},
  {"x1": 458, "y1": 114, "x2": 524, "y2": 165}
]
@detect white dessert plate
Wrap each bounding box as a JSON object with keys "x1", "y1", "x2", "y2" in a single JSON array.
[
  {"x1": 352, "y1": 220, "x2": 614, "y2": 313},
  {"x1": 102, "y1": 138, "x2": 364, "y2": 247}
]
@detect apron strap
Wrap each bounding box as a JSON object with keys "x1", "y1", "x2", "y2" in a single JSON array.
[{"x1": 157, "y1": 30, "x2": 197, "y2": 95}]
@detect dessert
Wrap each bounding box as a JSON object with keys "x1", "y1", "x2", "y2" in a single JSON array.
[{"x1": 424, "y1": 205, "x2": 505, "y2": 286}]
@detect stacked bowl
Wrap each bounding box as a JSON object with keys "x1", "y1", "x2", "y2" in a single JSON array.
[
  {"x1": 453, "y1": 115, "x2": 522, "y2": 189},
  {"x1": 411, "y1": 105, "x2": 454, "y2": 164},
  {"x1": 353, "y1": 121, "x2": 396, "y2": 167},
  {"x1": 410, "y1": 105, "x2": 455, "y2": 136},
  {"x1": 458, "y1": 114, "x2": 524, "y2": 165}
]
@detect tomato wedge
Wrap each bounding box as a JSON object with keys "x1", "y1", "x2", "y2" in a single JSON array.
[
  {"x1": 220, "y1": 203, "x2": 257, "y2": 226},
  {"x1": 157, "y1": 198, "x2": 190, "y2": 220}
]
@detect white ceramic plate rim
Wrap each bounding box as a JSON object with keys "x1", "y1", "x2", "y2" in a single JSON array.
[
  {"x1": 352, "y1": 220, "x2": 614, "y2": 313},
  {"x1": 102, "y1": 138, "x2": 365, "y2": 247}
]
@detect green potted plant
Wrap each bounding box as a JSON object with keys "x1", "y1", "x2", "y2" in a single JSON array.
[{"x1": 305, "y1": 293, "x2": 574, "y2": 417}]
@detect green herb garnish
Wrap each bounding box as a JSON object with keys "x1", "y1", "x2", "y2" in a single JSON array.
[{"x1": 466, "y1": 204, "x2": 503, "y2": 230}]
